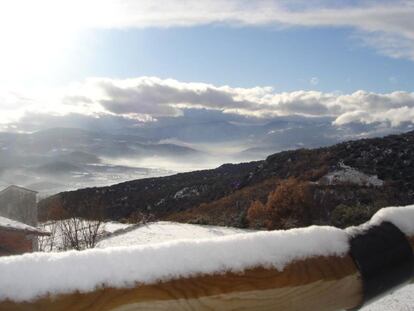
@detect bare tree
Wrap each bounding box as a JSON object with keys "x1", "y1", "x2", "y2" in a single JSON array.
[
  {"x1": 38, "y1": 218, "x2": 104, "y2": 252},
  {"x1": 80, "y1": 219, "x2": 103, "y2": 249},
  {"x1": 38, "y1": 221, "x2": 59, "y2": 252},
  {"x1": 39, "y1": 198, "x2": 107, "y2": 251},
  {"x1": 59, "y1": 218, "x2": 103, "y2": 251}
]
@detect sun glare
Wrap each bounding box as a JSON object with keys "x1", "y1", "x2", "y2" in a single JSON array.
[{"x1": 0, "y1": 1, "x2": 86, "y2": 84}]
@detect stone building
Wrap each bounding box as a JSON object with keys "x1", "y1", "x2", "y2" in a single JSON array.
[{"x1": 0, "y1": 185, "x2": 48, "y2": 255}]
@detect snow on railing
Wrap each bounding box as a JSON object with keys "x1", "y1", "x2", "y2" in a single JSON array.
[{"x1": 1, "y1": 205, "x2": 414, "y2": 311}]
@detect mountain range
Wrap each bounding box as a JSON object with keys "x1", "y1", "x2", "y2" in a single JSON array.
[
  {"x1": 0, "y1": 128, "x2": 199, "y2": 195},
  {"x1": 1, "y1": 110, "x2": 411, "y2": 196}
]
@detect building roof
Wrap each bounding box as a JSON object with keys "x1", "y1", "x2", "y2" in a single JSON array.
[
  {"x1": 0, "y1": 216, "x2": 49, "y2": 236},
  {"x1": 0, "y1": 185, "x2": 38, "y2": 196}
]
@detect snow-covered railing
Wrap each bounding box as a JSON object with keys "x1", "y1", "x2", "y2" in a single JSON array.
[{"x1": 1, "y1": 206, "x2": 414, "y2": 311}]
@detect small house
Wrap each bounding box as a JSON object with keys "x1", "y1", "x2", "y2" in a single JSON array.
[{"x1": 0, "y1": 216, "x2": 49, "y2": 256}]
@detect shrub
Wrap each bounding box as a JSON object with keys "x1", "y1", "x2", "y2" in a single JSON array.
[{"x1": 331, "y1": 204, "x2": 376, "y2": 228}]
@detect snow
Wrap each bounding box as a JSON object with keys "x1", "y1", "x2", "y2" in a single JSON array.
[
  {"x1": 370, "y1": 205, "x2": 414, "y2": 236},
  {"x1": 173, "y1": 187, "x2": 200, "y2": 199},
  {"x1": 102, "y1": 221, "x2": 132, "y2": 234},
  {"x1": 347, "y1": 205, "x2": 414, "y2": 237},
  {"x1": 0, "y1": 225, "x2": 348, "y2": 302},
  {"x1": 38, "y1": 220, "x2": 131, "y2": 252},
  {"x1": 321, "y1": 162, "x2": 384, "y2": 187},
  {"x1": 2, "y1": 206, "x2": 414, "y2": 306},
  {"x1": 347, "y1": 205, "x2": 414, "y2": 310},
  {"x1": 97, "y1": 221, "x2": 250, "y2": 248},
  {"x1": 361, "y1": 284, "x2": 414, "y2": 311},
  {"x1": 0, "y1": 216, "x2": 45, "y2": 234}
]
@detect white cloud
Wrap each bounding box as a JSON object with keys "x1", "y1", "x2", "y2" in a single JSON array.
[
  {"x1": 0, "y1": 1, "x2": 413, "y2": 62},
  {"x1": 356, "y1": 31, "x2": 414, "y2": 61},
  {"x1": 2, "y1": 77, "x2": 413, "y2": 129}
]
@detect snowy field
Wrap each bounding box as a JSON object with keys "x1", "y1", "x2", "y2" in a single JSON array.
[
  {"x1": 38, "y1": 219, "x2": 133, "y2": 252},
  {"x1": 96, "y1": 221, "x2": 251, "y2": 248},
  {"x1": 102, "y1": 221, "x2": 132, "y2": 233}
]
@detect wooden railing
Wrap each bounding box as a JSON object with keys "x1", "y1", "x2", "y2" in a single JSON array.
[{"x1": 1, "y1": 206, "x2": 414, "y2": 311}]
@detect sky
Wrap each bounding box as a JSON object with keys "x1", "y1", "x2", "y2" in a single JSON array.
[{"x1": 0, "y1": 0, "x2": 414, "y2": 132}]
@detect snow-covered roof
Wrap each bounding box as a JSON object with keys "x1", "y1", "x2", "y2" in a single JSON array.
[
  {"x1": 0, "y1": 185, "x2": 38, "y2": 196},
  {"x1": 0, "y1": 216, "x2": 48, "y2": 235}
]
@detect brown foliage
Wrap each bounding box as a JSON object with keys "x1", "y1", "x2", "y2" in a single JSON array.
[
  {"x1": 247, "y1": 178, "x2": 314, "y2": 230},
  {"x1": 246, "y1": 200, "x2": 269, "y2": 229},
  {"x1": 167, "y1": 178, "x2": 280, "y2": 227}
]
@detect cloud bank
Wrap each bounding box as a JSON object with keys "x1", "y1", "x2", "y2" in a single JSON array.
[{"x1": 2, "y1": 77, "x2": 414, "y2": 131}]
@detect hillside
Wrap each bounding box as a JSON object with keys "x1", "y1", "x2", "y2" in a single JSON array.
[
  {"x1": 38, "y1": 161, "x2": 261, "y2": 221},
  {"x1": 39, "y1": 130, "x2": 414, "y2": 228}
]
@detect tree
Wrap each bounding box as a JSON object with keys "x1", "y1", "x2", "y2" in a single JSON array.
[
  {"x1": 38, "y1": 221, "x2": 59, "y2": 252},
  {"x1": 246, "y1": 200, "x2": 269, "y2": 229},
  {"x1": 39, "y1": 201, "x2": 105, "y2": 251},
  {"x1": 247, "y1": 178, "x2": 314, "y2": 230},
  {"x1": 38, "y1": 218, "x2": 104, "y2": 252},
  {"x1": 59, "y1": 217, "x2": 103, "y2": 250}
]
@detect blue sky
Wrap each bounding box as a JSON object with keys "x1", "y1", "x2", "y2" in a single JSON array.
[
  {"x1": 70, "y1": 26, "x2": 413, "y2": 93},
  {"x1": 0, "y1": 0, "x2": 414, "y2": 132}
]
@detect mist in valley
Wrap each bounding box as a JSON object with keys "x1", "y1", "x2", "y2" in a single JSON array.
[{"x1": 1, "y1": 110, "x2": 411, "y2": 198}]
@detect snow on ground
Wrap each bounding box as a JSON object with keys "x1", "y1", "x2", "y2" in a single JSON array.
[
  {"x1": 38, "y1": 220, "x2": 133, "y2": 251},
  {"x1": 361, "y1": 284, "x2": 414, "y2": 311},
  {"x1": 320, "y1": 162, "x2": 384, "y2": 187},
  {"x1": 173, "y1": 186, "x2": 200, "y2": 199},
  {"x1": 97, "y1": 221, "x2": 250, "y2": 248},
  {"x1": 102, "y1": 221, "x2": 132, "y2": 234}
]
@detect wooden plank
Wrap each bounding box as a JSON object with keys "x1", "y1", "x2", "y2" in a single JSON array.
[{"x1": 0, "y1": 255, "x2": 363, "y2": 311}]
